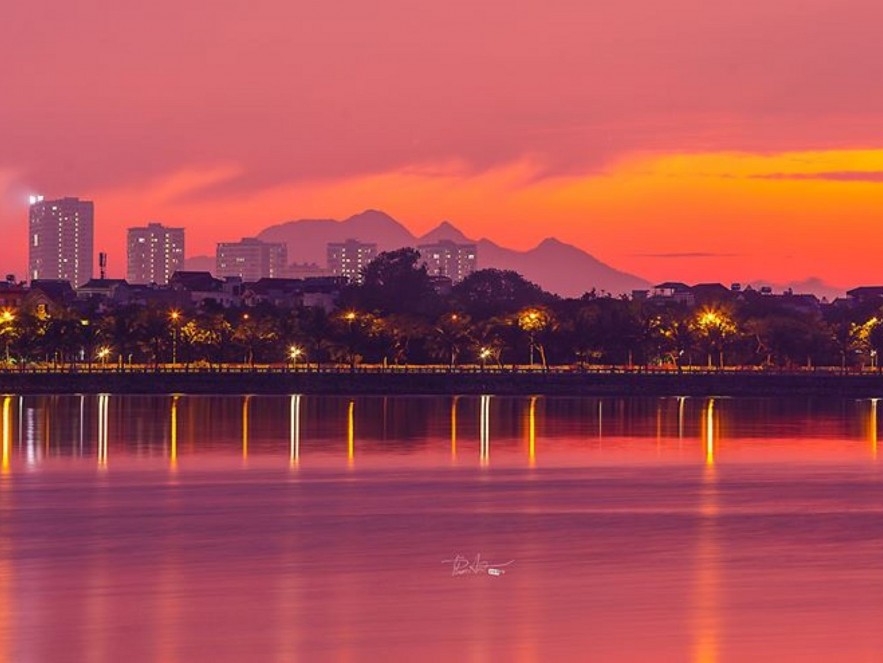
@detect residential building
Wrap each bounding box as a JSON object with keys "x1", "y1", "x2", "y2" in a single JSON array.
[
  {"x1": 216, "y1": 237, "x2": 287, "y2": 282},
  {"x1": 170, "y1": 271, "x2": 243, "y2": 307},
  {"x1": 283, "y1": 262, "x2": 333, "y2": 279},
  {"x1": 416, "y1": 240, "x2": 477, "y2": 283},
  {"x1": 28, "y1": 196, "x2": 94, "y2": 287},
  {"x1": 23, "y1": 280, "x2": 76, "y2": 318},
  {"x1": 127, "y1": 223, "x2": 185, "y2": 285},
  {"x1": 0, "y1": 277, "x2": 27, "y2": 310},
  {"x1": 326, "y1": 239, "x2": 377, "y2": 283},
  {"x1": 847, "y1": 286, "x2": 883, "y2": 304}
]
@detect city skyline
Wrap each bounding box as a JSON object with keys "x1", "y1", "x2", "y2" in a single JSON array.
[
  {"x1": 7, "y1": 200, "x2": 876, "y2": 299},
  {"x1": 3, "y1": 1, "x2": 883, "y2": 290}
]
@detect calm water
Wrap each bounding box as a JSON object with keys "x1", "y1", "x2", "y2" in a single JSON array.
[{"x1": 1, "y1": 394, "x2": 883, "y2": 661}]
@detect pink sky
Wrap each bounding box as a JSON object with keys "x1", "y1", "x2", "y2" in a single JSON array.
[{"x1": 1, "y1": 0, "x2": 882, "y2": 287}]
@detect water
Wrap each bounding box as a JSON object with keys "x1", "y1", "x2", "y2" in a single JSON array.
[{"x1": 1, "y1": 394, "x2": 882, "y2": 661}]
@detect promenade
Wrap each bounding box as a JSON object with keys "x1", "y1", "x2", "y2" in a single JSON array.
[{"x1": 1, "y1": 364, "x2": 881, "y2": 397}]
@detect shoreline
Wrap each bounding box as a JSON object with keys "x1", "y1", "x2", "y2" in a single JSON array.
[{"x1": 1, "y1": 370, "x2": 882, "y2": 397}]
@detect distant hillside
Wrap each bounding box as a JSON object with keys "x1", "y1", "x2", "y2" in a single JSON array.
[
  {"x1": 255, "y1": 210, "x2": 648, "y2": 296},
  {"x1": 184, "y1": 209, "x2": 649, "y2": 296},
  {"x1": 258, "y1": 210, "x2": 414, "y2": 262}
]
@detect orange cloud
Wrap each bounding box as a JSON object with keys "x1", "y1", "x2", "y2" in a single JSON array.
[{"x1": 3, "y1": 149, "x2": 883, "y2": 291}]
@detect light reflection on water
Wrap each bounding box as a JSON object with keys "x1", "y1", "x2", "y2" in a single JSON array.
[{"x1": 0, "y1": 394, "x2": 883, "y2": 661}]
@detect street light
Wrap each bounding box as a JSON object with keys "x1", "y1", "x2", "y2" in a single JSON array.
[
  {"x1": 169, "y1": 310, "x2": 182, "y2": 367},
  {"x1": 518, "y1": 308, "x2": 545, "y2": 367},
  {"x1": 289, "y1": 345, "x2": 304, "y2": 369},
  {"x1": 479, "y1": 347, "x2": 492, "y2": 369},
  {"x1": 0, "y1": 309, "x2": 14, "y2": 364},
  {"x1": 97, "y1": 346, "x2": 111, "y2": 366}
]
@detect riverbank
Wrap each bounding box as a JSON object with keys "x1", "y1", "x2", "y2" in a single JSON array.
[{"x1": 1, "y1": 369, "x2": 882, "y2": 397}]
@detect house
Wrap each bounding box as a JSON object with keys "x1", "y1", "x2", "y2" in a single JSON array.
[
  {"x1": 846, "y1": 286, "x2": 883, "y2": 304},
  {"x1": 23, "y1": 280, "x2": 76, "y2": 317},
  {"x1": 242, "y1": 278, "x2": 304, "y2": 308},
  {"x1": 651, "y1": 282, "x2": 695, "y2": 307},
  {"x1": 169, "y1": 271, "x2": 242, "y2": 308},
  {"x1": 0, "y1": 279, "x2": 27, "y2": 310},
  {"x1": 77, "y1": 279, "x2": 132, "y2": 304}
]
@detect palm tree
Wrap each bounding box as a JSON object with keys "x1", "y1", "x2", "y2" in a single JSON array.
[{"x1": 428, "y1": 313, "x2": 471, "y2": 369}]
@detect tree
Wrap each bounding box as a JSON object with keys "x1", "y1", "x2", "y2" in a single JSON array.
[
  {"x1": 516, "y1": 306, "x2": 554, "y2": 369},
  {"x1": 329, "y1": 310, "x2": 377, "y2": 369},
  {"x1": 691, "y1": 307, "x2": 737, "y2": 368},
  {"x1": 427, "y1": 313, "x2": 472, "y2": 368},
  {"x1": 376, "y1": 313, "x2": 428, "y2": 365},
  {"x1": 351, "y1": 248, "x2": 442, "y2": 316},
  {"x1": 135, "y1": 307, "x2": 171, "y2": 369},
  {"x1": 233, "y1": 314, "x2": 279, "y2": 367},
  {"x1": 453, "y1": 269, "x2": 550, "y2": 319}
]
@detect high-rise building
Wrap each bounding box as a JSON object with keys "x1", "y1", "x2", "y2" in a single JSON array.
[
  {"x1": 327, "y1": 239, "x2": 377, "y2": 283},
  {"x1": 216, "y1": 237, "x2": 287, "y2": 282},
  {"x1": 127, "y1": 222, "x2": 185, "y2": 285},
  {"x1": 28, "y1": 196, "x2": 94, "y2": 287},
  {"x1": 416, "y1": 240, "x2": 477, "y2": 283}
]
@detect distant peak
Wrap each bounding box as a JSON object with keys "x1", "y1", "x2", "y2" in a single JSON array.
[
  {"x1": 419, "y1": 219, "x2": 471, "y2": 243},
  {"x1": 346, "y1": 209, "x2": 396, "y2": 221},
  {"x1": 537, "y1": 237, "x2": 568, "y2": 249}
]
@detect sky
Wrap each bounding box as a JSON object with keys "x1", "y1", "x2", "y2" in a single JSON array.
[{"x1": 1, "y1": 0, "x2": 882, "y2": 289}]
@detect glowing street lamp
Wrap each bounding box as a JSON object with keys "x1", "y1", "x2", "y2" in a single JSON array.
[
  {"x1": 518, "y1": 308, "x2": 547, "y2": 367},
  {"x1": 692, "y1": 307, "x2": 736, "y2": 368},
  {"x1": 169, "y1": 310, "x2": 182, "y2": 366},
  {"x1": 289, "y1": 345, "x2": 304, "y2": 368},
  {"x1": 0, "y1": 309, "x2": 14, "y2": 364},
  {"x1": 96, "y1": 346, "x2": 111, "y2": 366},
  {"x1": 479, "y1": 346, "x2": 492, "y2": 369}
]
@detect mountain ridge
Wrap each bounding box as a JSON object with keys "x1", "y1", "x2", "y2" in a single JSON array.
[{"x1": 188, "y1": 209, "x2": 651, "y2": 296}]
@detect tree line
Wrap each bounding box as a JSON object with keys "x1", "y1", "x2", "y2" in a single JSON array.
[{"x1": 2, "y1": 248, "x2": 882, "y2": 370}]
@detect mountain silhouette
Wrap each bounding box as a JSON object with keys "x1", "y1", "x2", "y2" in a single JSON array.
[
  {"x1": 186, "y1": 210, "x2": 649, "y2": 297},
  {"x1": 418, "y1": 220, "x2": 470, "y2": 244}
]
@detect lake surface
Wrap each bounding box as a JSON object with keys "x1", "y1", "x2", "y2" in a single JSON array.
[{"x1": 1, "y1": 394, "x2": 883, "y2": 661}]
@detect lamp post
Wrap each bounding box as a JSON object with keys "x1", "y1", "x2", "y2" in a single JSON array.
[
  {"x1": 169, "y1": 310, "x2": 181, "y2": 367},
  {"x1": 97, "y1": 346, "x2": 111, "y2": 367},
  {"x1": 0, "y1": 309, "x2": 14, "y2": 364},
  {"x1": 344, "y1": 311, "x2": 357, "y2": 370},
  {"x1": 289, "y1": 345, "x2": 303, "y2": 370},
  {"x1": 518, "y1": 309, "x2": 544, "y2": 368},
  {"x1": 479, "y1": 347, "x2": 492, "y2": 370}
]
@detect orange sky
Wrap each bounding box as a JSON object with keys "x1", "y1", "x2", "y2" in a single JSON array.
[
  {"x1": 18, "y1": 148, "x2": 878, "y2": 289},
  {"x1": 2, "y1": 0, "x2": 882, "y2": 291}
]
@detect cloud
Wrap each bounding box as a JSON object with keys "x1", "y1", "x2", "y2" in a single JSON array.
[
  {"x1": 635, "y1": 252, "x2": 739, "y2": 259},
  {"x1": 752, "y1": 171, "x2": 883, "y2": 183}
]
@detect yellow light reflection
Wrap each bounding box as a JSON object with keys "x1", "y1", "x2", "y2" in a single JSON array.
[
  {"x1": 678, "y1": 396, "x2": 686, "y2": 442},
  {"x1": 347, "y1": 400, "x2": 354, "y2": 466},
  {"x1": 242, "y1": 395, "x2": 251, "y2": 462},
  {"x1": 170, "y1": 395, "x2": 179, "y2": 470},
  {"x1": 598, "y1": 399, "x2": 603, "y2": 441},
  {"x1": 480, "y1": 395, "x2": 491, "y2": 466},
  {"x1": 450, "y1": 396, "x2": 459, "y2": 461},
  {"x1": 692, "y1": 458, "x2": 720, "y2": 663},
  {"x1": 290, "y1": 394, "x2": 301, "y2": 467},
  {"x1": 528, "y1": 396, "x2": 537, "y2": 467},
  {"x1": 704, "y1": 398, "x2": 715, "y2": 467},
  {"x1": 871, "y1": 399, "x2": 879, "y2": 460},
  {"x1": 1, "y1": 396, "x2": 11, "y2": 474},
  {"x1": 656, "y1": 400, "x2": 662, "y2": 452},
  {"x1": 97, "y1": 394, "x2": 109, "y2": 469}
]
